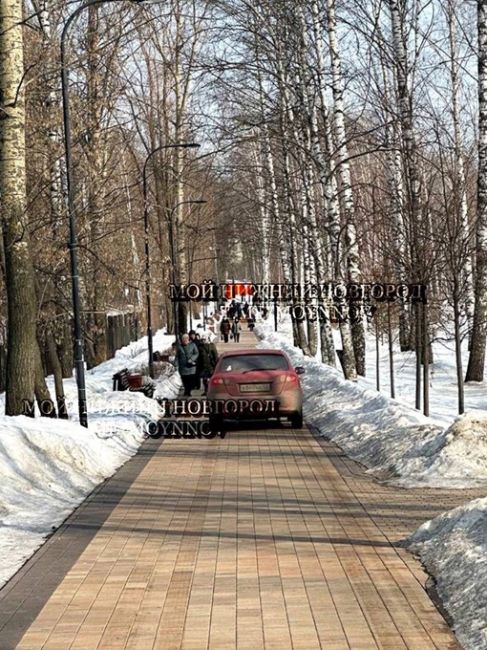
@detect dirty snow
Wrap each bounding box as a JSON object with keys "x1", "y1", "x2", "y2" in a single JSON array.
[
  {"x1": 256, "y1": 315, "x2": 487, "y2": 650},
  {"x1": 0, "y1": 328, "x2": 180, "y2": 588},
  {"x1": 407, "y1": 498, "x2": 487, "y2": 650}
]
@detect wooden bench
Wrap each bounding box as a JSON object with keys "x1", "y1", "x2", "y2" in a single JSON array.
[{"x1": 112, "y1": 368, "x2": 155, "y2": 399}]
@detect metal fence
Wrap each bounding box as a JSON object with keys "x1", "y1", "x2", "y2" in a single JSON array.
[{"x1": 106, "y1": 311, "x2": 140, "y2": 359}]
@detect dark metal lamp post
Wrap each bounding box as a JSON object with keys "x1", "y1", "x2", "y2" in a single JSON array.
[
  {"x1": 61, "y1": 0, "x2": 141, "y2": 427},
  {"x1": 61, "y1": 0, "x2": 197, "y2": 424}
]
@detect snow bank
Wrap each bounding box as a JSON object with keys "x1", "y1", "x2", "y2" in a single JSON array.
[
  {"x1": 256, "y1": 322, "x2": 487, "y2": 487},
  {"x1": 257, "y1": 320, "x2": 487, "y2": 649},
  {"x1": 407, "y1": 498, "x2": 487, "y2": 650},
  {"x1": 0, "y1": 329, "x2": 180, "y2": 588}
]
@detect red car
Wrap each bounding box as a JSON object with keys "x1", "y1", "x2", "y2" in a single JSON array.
[{"x1": 207, "y1": 349, "x2": 305, "y2": 430}]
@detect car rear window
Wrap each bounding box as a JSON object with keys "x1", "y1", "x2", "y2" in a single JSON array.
[{"x1": 218, "y1": 354, "x2": 289, "y2": 372}]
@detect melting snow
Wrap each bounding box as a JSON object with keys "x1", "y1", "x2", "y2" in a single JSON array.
[
  {"x1": 257, "y1": 317, "x2": 487, "y2": 650},
  {"x1": 0, "y1": 328, "x2": 180, "y2": 588}
]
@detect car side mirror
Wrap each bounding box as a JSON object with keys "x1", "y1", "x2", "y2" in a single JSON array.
[{"x1": 295, "y1": 366, "x2": 305, "y2": 375}]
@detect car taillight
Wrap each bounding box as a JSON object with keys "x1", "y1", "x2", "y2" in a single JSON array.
[
  {"x1": 285, "y1": 374, "x2": 298, "y2": 383},
  {"x1": 276, "y1": 374, "x2": 298, "y2": 384},
  {"x1": 211, "y1": 377, "x2": 224, "y2": 385}
]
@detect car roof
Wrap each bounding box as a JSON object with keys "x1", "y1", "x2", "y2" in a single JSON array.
[{"x1": 217, "y1": 349, "x2": 288, "y2": 358}]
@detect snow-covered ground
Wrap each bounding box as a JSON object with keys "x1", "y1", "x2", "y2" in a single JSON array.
[
  {"x1": 361, "y1": 328, "x2": 487, "y2": 427},
  {"x1": 407, "y1": 498, "x2": 487, "y2": 650},
  {"x1": 0, "y1": 328, "x2": 180, "y2": 588},
  {"x1": 257, "y1": 318, "x2": 487, "y2": 488},
  {"x1": 273, "y1": 308, "x2": 487, "y2": 426},
  {"x1": 257, "y1": 314, "x2": 487, "y2": 650}
]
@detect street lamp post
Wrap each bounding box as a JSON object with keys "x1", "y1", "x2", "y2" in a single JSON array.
[
  {"x1": 61, "y1": 0, "x2": 200, "y2": 424},
  {"x1": 61, "y1": 0, "x2": 133, "y2": 427},
  {"x1": 142, "y1": 144, "x2": 200, "y2": 377}
]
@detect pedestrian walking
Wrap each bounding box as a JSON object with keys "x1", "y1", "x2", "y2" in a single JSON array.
[
  {"x1": 231, "y1": 318, "x2": 241, "y2": 342},
  {"x1": 220, "y1": 316, "x2": 231, "y2": 343},
  {"x1": 228, "y1": 301, "x2": 237, "y2": 319},
  {"x1": 174, "y1": 333, "x2": 199, "y2": 396},
  {"x1": 197, "y1": 334, "x2": 219, "y2": 395},
  {"x1": 193, "y1": 333, "x2": 203, "y2": 390},
  {"x1": 247, "y1": 315, "x2": 255, "y2": 331}
]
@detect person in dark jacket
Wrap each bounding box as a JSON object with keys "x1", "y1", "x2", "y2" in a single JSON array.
[
  {"x1": 231, "y1": 318, "x2": 241, "y2": 342},
  {"x1": 197, "y1": 335, "x2": 219, "y2": 395},
  {"x1": 220, "y1": 317, "x2": 231, "y2": 343},
  {"x1": 193, "y1": 333, "x2": 203, "y2": 390},
  {"x1": 227, "y1": 301, "x2": 236, "y2": 319},
  {"x1": 174, "y1": 333, "x2": 199, "y2": 396}
]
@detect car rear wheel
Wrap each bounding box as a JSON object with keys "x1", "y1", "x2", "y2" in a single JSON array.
[
  {"x1": 289, "y1": 410, "x2": 303, "y2": 429},
  {"x1": 209, "y1": 414, "x2": 224, "y2": 433}
]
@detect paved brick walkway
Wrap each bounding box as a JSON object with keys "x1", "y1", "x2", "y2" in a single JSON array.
[{"x1": 0, "y1": 329, "x2": 482, "y2": 649}]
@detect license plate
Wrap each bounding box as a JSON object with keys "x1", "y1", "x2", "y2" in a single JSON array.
[{"x1": 240, "y1": 383, "x2": 270, "y2": 393}]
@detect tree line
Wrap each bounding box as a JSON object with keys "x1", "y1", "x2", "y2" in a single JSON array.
[
  {"x1": 0, "y1": 0, "x2": 486, "y2": 418},
  {"x1": 205, "y1": 0, "x2": 485, "y2": 415}
]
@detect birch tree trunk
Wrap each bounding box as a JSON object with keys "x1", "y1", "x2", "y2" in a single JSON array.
[
  {"x1": 295, "y1": 10, "x2": 336, "y2": 364},
  {"x1": 387, "y1": 0, "x2": 424, "y2": 397},
  {"x1": 1, "y1": 0, "x2": 39, "y2": 414},
  {"x1": 38, "y1": 0, "x2": 69, "y2": 409},
  {"x1": 174, "y1": 147, "x2": 187, "y2": 335},
  {"x1": 447, "y1": 0, "x2": 474, "y2": 349},
  {"x1": 276, "y1": 52, "x2": 309, "y2": 353},
  {"x1": 310, "y1": 0, "x2": 341, "y2": 276},
  {"x1": 173, "y1": 25, "x2": 185, "y2": 333},
  {"x1": 39, "y1": 0, "x2": 64, "y2": 233},
  {"x1": 264, "y1": 126, "x2": 291, "y2": 285},
  {"x1": 466, "y1": 0, "x2": 487, "y2": 381},
  {"x1": 252, "y1": 140, "x2": 270, "y2": 283},
  {"x1": 380, "y1": 53, "x2": 411, "y2": 351},
  {"x1": 253, "y1": 32, "x2": 272, "y2": 284},
  {"x1": 326, "y1": 0, "x2": 364, "y2": 376},
  {"x1": 263, "y1": 129, "x2": 286, "y2": 281},
  {"x1": 122, "y1": 151, "x2": 143, "y2": 310},
  {"x1": 302, "y1": 220, "x2": 318, "y2": 356}
]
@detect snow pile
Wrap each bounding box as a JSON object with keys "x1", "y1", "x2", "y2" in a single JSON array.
[
  {"x1": 256, "y1": 319, "x2": 487, "y2": 649},
  {"x1": 86, "y1": 328, "x2": 176, "y2": 381},
  {"x1": 256, "y1": 322, "x2": 487, "y2": 488},
  {"x1": 407, "y1": 498, "x2": 487, "y2": 650},
  {"x1": 0, "y1": 328, "x2": 180, "y2": 588},
  {"x1": 270, "y1": 308, "x2": 487, "y2": 425}
]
